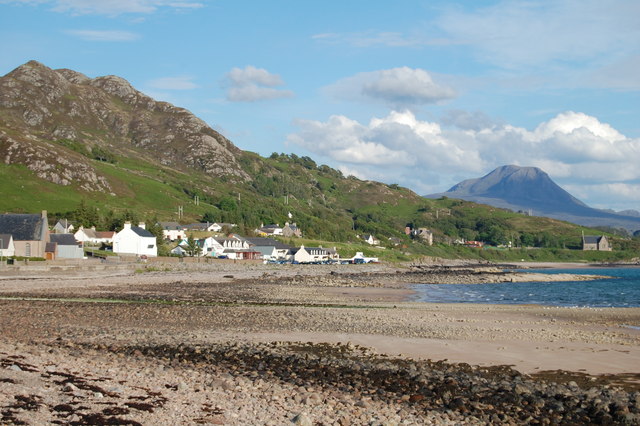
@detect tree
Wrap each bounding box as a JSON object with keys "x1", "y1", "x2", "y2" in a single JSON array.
[
  {"x1": 185, "y1": 234, "x2": 201, "y2": 257},
  {"x1": 202, "y1": 211, "x2": 217, "y2": 223},
  {"x1": 71, "y1": 200, "x2": 100, "y2": 228},
  {"x1": 219, "y1": 196, "x2": 237, "y2": 212},
  {"x1": 145, "y1": 217, "x2": 168, "y2": 256}
]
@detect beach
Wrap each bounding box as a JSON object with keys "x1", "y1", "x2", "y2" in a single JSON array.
[{"x1": 1, "y1": 262, "x2": 639, "y2": 424}]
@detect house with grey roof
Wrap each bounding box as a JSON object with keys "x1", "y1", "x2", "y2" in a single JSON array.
[
  {"x1": 282, "y1": 222, "x2": 302, "y2": 238},
  {"x1": 0, "y1": 211, "x2": 49, "y2": 258},
  {"x1": 582, "y1": 235, "x2": 612, "y2": 251},
  {"x1": 49, "y1": 234, "x2": 85, "y2": 259},
  {"x1": 52, "y1": 219, "x2": 74, "y2": 234},
  {"x1": 290, "y1": 245, "x2": 337, "y2": 263},
  {"x1": 245, "y1": 237, "x2": 293, "y2": 260},
  {"x1": 113, "y1": 222, "x2": 157, "y2": 257},
  {"x1": 159, "y1": 222, "x2": 186, "y2": 241}
]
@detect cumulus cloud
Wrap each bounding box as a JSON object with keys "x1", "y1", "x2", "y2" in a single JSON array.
[
  {"x1": 288, "y1": 110, "x2": 480, "y2": 171},
  {"x1": 64, "y1": 29, "x2": 139, "y2": 41},
  {"x1": 289, "y1": 110, "x2": 640, "y2": 208},
  {"x1": 326, "y1": 67, "x2": 456, "y2": 109},
  {"x1": 223, "y1": 66, "x2": 293, "y2": 102},
  {"x1": 147, "y1": 76, "x2": 198, "y2": 90},
  {"x1": 3, "y1": 0, "x2": 203, "y2": 15}
]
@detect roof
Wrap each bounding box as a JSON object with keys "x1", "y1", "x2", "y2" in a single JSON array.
[
  {"x1": 260, "y1": 224, "x2": 281, "y2": 230},
  {"x1": 253, "y1": 246, "x2": 277, "y2": 255},
  {"x1": 0, "y1": 213, "x2": 46, "y2": 241},
  {"x1": 131, "y1": 226, "x2": 155, "y2": 238},
  {"x1": 95, "y1": 231, "x2": 115, "y2": 238},
  {"x1": 45, "y1": 242, "x2": 57, "y2": 253},
  {"x1": 78, "y1": 228, "x2": 97, "y2": 238},
  {"x1": 184, "y1": 223, "x2": 210, "y2": 230},
  {"x1": 583, "y1": 235, "x2": 604, "y2": 244},
  {"x1": 159, "y1": 222, "x2": 182, "y2": 230},
  {"x1": 50, "y1": 234, "x2": 79, "y2": 246},
  {"x1": 54, "y1": 220, "x2": 74, "y2": 228},
  {"x1": 0, "y1": 234, "x2": 12, "y2": 249},
  {"x1": 296, "y1": 246, "x2": 330, "y2": 255},
  {"x1": 244, "y1": 237, "x2": 292, "y2": 250}
]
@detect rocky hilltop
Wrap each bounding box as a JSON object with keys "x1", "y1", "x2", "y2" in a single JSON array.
[{"x1": 0, "y1": 61, "x2": 248, "y2": 192}]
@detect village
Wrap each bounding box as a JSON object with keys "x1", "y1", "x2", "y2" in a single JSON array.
[{"x1": 0, "y1": 210, "x2": 381, "y2": 265}]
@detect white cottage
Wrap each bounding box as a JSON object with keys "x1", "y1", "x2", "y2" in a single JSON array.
[
  {"x1": 292, "y1": 245, "x2": 332, "y2": 263},
  {"x1": 0, "y1": 234, "x2": 15, "y2": 258},
  {"x1": 113, "y1": 222, "x2": 157, "y2": 257}
]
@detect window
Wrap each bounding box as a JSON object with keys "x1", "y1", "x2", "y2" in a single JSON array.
[
  {"x1": 25, "y1": 243, "x2": 31, "y2": 257},
  {"x1": 148, "y1": 245, "x2": 155, "y2": 249}
]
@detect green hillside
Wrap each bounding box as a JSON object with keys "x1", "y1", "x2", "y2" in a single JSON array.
[
  {"x1": 1, "y1": 61, "x2": 638, "y2": 262},
  {"x1": 2, "y1": 147, "x2": 638, "y2": 262}
]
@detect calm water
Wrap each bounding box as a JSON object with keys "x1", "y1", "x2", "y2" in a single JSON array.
[{"x1": 411, "y1": 267, "x2": 640, "y2": 308}]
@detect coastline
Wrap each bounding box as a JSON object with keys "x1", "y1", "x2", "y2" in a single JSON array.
[{"x1": 1, "y1": 263, "x2": 639, "y2": 424}]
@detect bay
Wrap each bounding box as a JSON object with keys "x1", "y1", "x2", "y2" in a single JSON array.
[{"x1": 410, "y1": 267, "x2": 640, "y2": 308}]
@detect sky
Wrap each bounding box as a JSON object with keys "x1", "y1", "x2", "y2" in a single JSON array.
[{"x1": 1, "y1": 0, "x2": 639, "y2": 211}]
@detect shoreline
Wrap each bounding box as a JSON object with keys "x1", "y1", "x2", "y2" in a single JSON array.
[{"x1": 1, "y1": 263, "x2": 639, "y2": 424}]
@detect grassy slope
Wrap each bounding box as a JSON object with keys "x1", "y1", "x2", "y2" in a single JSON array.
[{"x1": 1, "y1": 143, "x2": 638, "y2": 263}]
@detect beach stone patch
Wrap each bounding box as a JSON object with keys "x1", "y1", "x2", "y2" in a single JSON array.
[{"x1": 75, "y1": 340, "x2": 640, "y2": 425}]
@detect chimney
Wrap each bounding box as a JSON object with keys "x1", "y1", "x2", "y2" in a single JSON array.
[
  {"x1": 138, "y1": 222, "x2": 146, "y2": 229},
  {"x1": 124, "y1": 221, "x2": 132, "y2": 230}
]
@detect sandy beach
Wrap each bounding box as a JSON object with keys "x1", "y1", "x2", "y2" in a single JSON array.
[{"x1": 1, "y1": 262, "x2": 639, "y2": 424}]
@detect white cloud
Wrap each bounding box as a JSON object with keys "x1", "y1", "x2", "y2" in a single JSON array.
[
  {"x1": 147, "y1": 76, "x2": 198, "y2": 90},
  {"x1": 3, "y1": 0, "x2": 204, "y2": 15},
  {"x1": 223, "y1": 66, "x2": 293, "y2": 102},
  {"x1": 64, "y1": 29, "x2": 139, "y2": 41},
  {"x1": 289, "y1": 110, "x2": 640, "y2": 209},
  {"x1": 288, "y1": 110, "x2": 480, "y2": 170},
  {"x1": 564, "y1": 183, "x2": 640, "y2": 210},
  {"x1": 226, "y1": 66, "x2": 284, "y2": 87},
  {"x1": 326, "y1": 67, "x2": 456, "y2": 109},
  {"x1": 437, "y1": 0, "x2": 640, "y2": 71},
  {"x1": 311, "y1": 30, "x2": 457, "y2": 48}
]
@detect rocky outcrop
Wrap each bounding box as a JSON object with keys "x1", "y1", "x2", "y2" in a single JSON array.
[
  {"x1": 0, "y1": 60, "x2": 250, "y2": 191},
  {"x1": 0, "y1": 132, "x2": 112, "y2": 193}
]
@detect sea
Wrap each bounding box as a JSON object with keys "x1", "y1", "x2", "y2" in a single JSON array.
[{"x1": 410, "y1": 267, "x2": 640, "y2": 308}]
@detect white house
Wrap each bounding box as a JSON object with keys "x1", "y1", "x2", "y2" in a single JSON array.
[
  {"x1": 0, "y1": 234, "x2": 15, "y2": 258},
  {"x1": 159, "y1": 222, "x2": 186, "y2": 241},
  {"x1": 245, "y1": 238, "x2": 292, "y2": 260},
  {"x1": 350, "y1": 252, "x2": 379, "y2": 263},
  {"x1": 113, "y1": 222, "x2": 157, "y2": 257},
  {"x1": 74, "y1": 227, "x2": 115, "y2": 245},
  {"x1": 201, "y1": 237, "x2": 225, "y2": 257},
  {"x1": 292, "y1": 245, "x2": 333, "y2": 263},
  {"x1": 255, "y1": 224, "x2": 283, "y2": 236},
  {"x1": 363, "y1": 234, "x2": 380, "y2": 245}
]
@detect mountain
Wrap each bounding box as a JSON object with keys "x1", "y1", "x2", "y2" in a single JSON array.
[
  {"x1": 0, "y1": 60, "x2": 248, "y2": 194},
  {"x1": 0, "y1": 61, "x2": 426, "y2": 241},
  {"x1": 426, "y1": 165, "x2": 640, "y2": 233},
  {"x1": 2, "y1": 61, "x2": 633, "y2": 253}
]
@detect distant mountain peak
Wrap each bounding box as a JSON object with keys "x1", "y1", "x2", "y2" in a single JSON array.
[{"x1": 427, "y1": 165, "x2": 640, "y2": 232}]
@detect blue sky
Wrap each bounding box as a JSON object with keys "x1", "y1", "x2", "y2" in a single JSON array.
[{"x1": 1, "y1": 0, "x2": 639, "y2": 211}]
